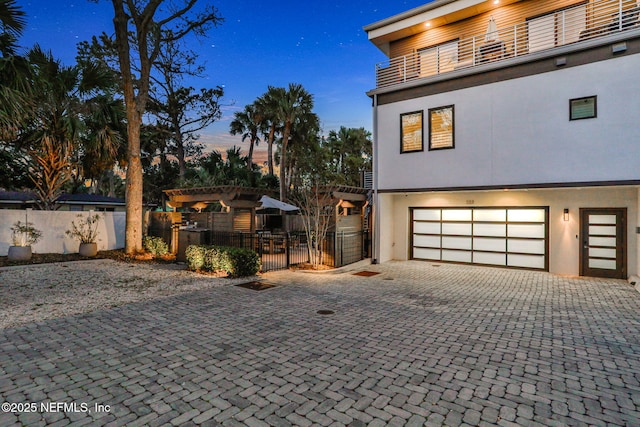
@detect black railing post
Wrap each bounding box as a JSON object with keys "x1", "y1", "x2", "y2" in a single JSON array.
[{"x1": 286, "y1": 232, "x2": 290, "y2": 269}]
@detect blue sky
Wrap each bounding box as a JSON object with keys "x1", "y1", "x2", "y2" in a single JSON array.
[{"x1": 18, "y1": 0, "x2": 429, "y2": 156}]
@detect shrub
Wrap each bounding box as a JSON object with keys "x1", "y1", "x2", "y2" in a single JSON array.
[
  {"x1": 185, "y1": 245, "x2": 261, "y2": 277},
  {"x1": 10, "y1": 221, "x2": 42, "y2": 246},
  {"x1": 65, "y1": 214, "x2": 102, "y2": 244},
  {"x1": 185, "y1": 245, "x2": 207, "y2": 271},
  {"x1": 143, "y1": 236, "x2": 169, "y2": 257},
  {"x1": 223, "y1": 247, "x2": 261, "y2": 277}
]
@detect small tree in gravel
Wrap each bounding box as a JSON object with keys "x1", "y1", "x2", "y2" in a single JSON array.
[{"x1": 290, "y1": 183, "x2": 333, "y2": 269}]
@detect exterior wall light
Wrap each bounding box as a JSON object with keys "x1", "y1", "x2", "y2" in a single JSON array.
[{"x1": 564, "y1": 208, "x2": 569, "y2": 221}]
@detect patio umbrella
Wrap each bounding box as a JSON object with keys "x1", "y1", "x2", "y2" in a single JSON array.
[
  {"x1": 257, "y1": 195, "x2": 299, "y2": 213},
  {"x1": 485, "y1": 16, "x2": 499, "y2": 42}
]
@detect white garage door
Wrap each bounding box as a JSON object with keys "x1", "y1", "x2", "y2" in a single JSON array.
[{"x1": 411, "y1": 207, "x2": 548, "y2": 270}]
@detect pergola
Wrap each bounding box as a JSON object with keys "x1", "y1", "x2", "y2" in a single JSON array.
[{"x1": 163, "y1": 185, "x2": 277, "y2": 211}]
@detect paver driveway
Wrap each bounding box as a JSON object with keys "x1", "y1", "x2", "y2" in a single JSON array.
[{"x1": 1, "y1": 261, "x2": 639, "y2": 426}]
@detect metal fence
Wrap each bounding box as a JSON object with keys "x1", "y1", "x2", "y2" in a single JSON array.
[{"x1": 207, "y1": 230, "x2": 369, "y2": 272}]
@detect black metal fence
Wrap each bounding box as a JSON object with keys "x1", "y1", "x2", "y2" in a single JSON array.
[{"x1": 205, "y1": 230, "x2": 369, "y2": 272}]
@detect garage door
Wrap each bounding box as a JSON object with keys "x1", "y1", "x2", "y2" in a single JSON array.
[{"x1": 411, "y1": 207, "x2": 548, "y2": 270}]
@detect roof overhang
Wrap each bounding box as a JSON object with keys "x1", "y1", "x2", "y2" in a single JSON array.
[{"x1": 365, "y1": 0, "x2": 521, "y2": 56}]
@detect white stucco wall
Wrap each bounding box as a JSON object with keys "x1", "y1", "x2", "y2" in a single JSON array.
[
  {"x1": 378, "y1": 186, "x2": 638, "y2": 277},
  {"x1": 376, "y1": 53, "x2": 640, "y2": 190},
  {"x1": 0, "y1": 210, "x2": 126, "y2": 256}
]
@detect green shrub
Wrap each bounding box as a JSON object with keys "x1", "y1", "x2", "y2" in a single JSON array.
[
  {"x1": 185, "y1": 245, "x2": 207, "y2": 270},
  {"x1": 143, "y1": 235, "x2": 169, "y2": 257},
  {"x1": 185, "y1": 245, "x2": 261, "y2": 277},
  {"x1": 223, "y1": 247, "x2": 261, "y2": 277}
]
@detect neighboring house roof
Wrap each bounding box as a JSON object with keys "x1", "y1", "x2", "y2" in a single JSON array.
[
  {"x1": 0, "y1": 191, "x2": 37, "y2": 203},
  {"x1": 0, "y1": 192, "x2": 125, "y2": 206},
  {"x1": 55, "y1": 193, "x2": 125, "y2": 206}
]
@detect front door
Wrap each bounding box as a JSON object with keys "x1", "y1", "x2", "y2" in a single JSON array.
[{"x1": 580, "y1": 208, "x2": 627, "y2": 279}]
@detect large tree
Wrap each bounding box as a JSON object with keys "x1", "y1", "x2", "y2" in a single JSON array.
[
  {"x1": 106, "y1": 0, "x2": 222, "y2": 254},
  {"x1": 255, "y1": 86, "x2": 284, "y2": 177},
  {"x1": 229, "y1": 103, "x2": 264, "y2": 170},
  {"x1": 8, "y1": 47, "x2": 121, "y2": 209},
  {"x1": 0, "y1": 0, "x2": 25, "y2": 56},
  {"x1": 274, "y1": 83, "x2": 314, "y2": 202},
  {"x1": 0, "y1": 0, "x2": 30, "y2": 130},
  {"x1": 147, "y1": 36, "x2": 224, "y2": 178},
  {"x1": 324, "y1": 126, "x2": 372, "y2": 187}
]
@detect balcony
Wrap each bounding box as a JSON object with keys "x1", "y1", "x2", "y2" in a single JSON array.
[{"x1": 374, "y1": 0, "x2": 640, "y2": 89}]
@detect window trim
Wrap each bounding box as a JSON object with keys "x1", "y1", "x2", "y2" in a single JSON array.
[
  {"x1": 428, "y1": 105, "x2": 455, "y2": 151},
  {"x1": 569, "y1": 95, "x2": 597, "y2": 121},
  {"x1": 400, "y1": 110, "x2": 424, "y2": 154}
]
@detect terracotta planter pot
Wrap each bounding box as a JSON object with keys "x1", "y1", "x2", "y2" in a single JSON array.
[
  {"x1": 8, "y1": 246, "x2": 32, "y2": 261},
  {"x1": 79, "y1": 242, "x2": 98, "y2": 257}
]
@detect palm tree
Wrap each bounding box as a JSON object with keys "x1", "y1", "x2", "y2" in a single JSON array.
[
  {"x1": 255, "y1": 86, "x2": 285, "y2": 177},
  {"x1": 0, "y1": 0, "x2": 25, "y2": 56},
  {"x1": 229, "y1": 103, "x2": 264, "y2": 170},
  {"x1": 275, "y1": 83, "x2": 314, "y2": 201},
  {"x1": 14, "y1": 47, "x2": 122, "y2": 209},
  {"x1": 0, "y1": 0, "x2": 30, "y2": 130}
]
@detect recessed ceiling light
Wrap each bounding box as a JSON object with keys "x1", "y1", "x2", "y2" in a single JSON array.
[
  {"x1": 493, "y1": 0, "x2": 500, "y2": 4},
  {"x1": 425, "y1": 22, "x2": 431, "y2": 27}
]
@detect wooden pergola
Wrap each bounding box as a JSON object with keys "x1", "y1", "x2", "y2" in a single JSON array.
[{"x1": 163, "y1": 185, "x2": 277, "y2": 211}]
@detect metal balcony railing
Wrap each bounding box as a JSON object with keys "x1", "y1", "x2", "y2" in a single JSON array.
[{"x1": 375, "y1": 0, "x2": 640, "y2": 89}]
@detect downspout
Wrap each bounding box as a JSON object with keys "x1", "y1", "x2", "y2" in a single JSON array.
[{"x1": 372, "y1": 93, "x2": 380, "y2": 264}]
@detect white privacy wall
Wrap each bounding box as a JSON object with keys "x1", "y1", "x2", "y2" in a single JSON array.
[
  {"x1": 0, "y1": 210, "x2": 125, "y2": 256},
  {"x1": 376, "y1": 53, "x2": 640, "y2": 191}
]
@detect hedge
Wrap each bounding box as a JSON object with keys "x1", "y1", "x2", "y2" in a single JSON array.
[
  {"x1": 185, "y1": 244, "x2": 261, "y2": 277},
  {"x1": 143, "y1": 235, "x2": 169, "y2": 257}
]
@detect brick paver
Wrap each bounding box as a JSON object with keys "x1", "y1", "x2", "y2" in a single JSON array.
[{"x1": 1, "y1": 260, "x2": 640, "y2": 426}]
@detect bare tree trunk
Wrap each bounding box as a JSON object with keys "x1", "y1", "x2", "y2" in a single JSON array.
[
  {"x1": 279, "y1": 124, "x2": 290, "y2": 202},
  {"x1": 247, "y1": 135, "x2": 255, "y2": 170},
  {"x1": 124, "y1": 114, "x2": 144, "y2": 253},
  {"x1": 267, "y1": 124, "x2": 275, "y2": 176},
  {"x1": 176, "y1": 132, "x2": 186, "y2": 178},
  {"x1": 112, "y1": 0, "x2": 146, "y2": 254}
]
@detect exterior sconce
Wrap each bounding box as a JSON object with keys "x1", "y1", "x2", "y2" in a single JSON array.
[{"x1": 563, "y1": 208, "x2": 569, "y2": 221}]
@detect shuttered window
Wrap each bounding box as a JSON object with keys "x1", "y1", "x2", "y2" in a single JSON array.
[{"x1": 233, "y1": 209, "x2": 252, "y2": 232}]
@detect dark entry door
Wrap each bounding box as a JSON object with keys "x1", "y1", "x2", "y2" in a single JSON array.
[{"x1": 580, "y1": 208, "x2": 626, "y2": 279}]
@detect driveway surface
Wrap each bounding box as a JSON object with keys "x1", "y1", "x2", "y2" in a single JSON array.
[{"x1": 1, "y1": 261, "x2": 639, "y2": 426}]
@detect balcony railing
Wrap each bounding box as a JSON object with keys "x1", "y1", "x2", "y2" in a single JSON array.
[{"x1": 375, "y1": 0, "x2": 640, "y2": 89}]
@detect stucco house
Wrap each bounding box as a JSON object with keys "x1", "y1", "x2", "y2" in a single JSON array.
[{"x1": 365, "y1": 0, "x2": 640, "y2": 279}]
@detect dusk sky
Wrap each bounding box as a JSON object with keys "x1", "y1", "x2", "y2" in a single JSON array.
[{"x1": 18, "y1": 0, "x2": 430, "y2": 157}]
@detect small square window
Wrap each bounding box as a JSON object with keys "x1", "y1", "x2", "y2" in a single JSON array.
[
  {"x1": 429, "y1": 105, "x2": 455, "y2": 150},
  {"x1": 400, "y1": 111, "x2": 423, "y2": 153},
  {"x1": 570, "y1": 96, "x2": 597, "y2": 120}
]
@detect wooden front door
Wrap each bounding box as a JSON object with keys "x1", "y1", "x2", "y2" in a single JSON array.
[{"x1": 580, "y1": 208, "x2": 627, "y2": 279}]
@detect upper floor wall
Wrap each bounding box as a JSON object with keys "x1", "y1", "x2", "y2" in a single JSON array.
[
  {"x1": 367, "y1": 0, "x2": 640, "y2": 89},
  {"x1": 374, "y1": 50, "x2": 640, "y2": 191}
]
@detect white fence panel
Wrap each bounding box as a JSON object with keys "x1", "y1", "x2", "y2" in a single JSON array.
[{"x1": 0, "y1": 210, "x2": 125, "y2": 256}]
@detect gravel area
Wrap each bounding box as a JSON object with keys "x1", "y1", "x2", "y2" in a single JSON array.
[{"x1": 0, "y1": 259, "x2": 258, "y2": 330}]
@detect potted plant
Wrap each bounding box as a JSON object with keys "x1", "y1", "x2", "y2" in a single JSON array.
[
  {"x1": 9, "y1": 221, "x2": 43, "y2": 261},
  {"x1": 65, "y1": 213, "x2": 102, "y2": 257}
]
